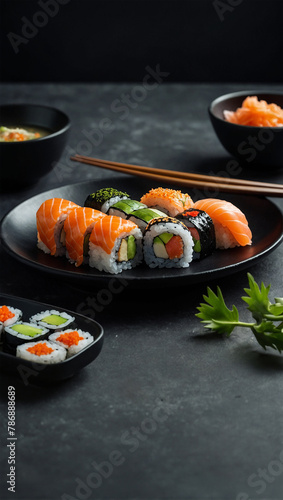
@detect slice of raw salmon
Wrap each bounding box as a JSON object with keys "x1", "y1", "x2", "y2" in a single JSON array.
[
  {"x1": 64, "y1": 207, "x2": 106, "y2": 266},
  {"x1": 36, "y1": 198, "x2": 80, "y2": 255},
  {"x1": 89, "y1": 215, "x2": 139, "y2": 254}
]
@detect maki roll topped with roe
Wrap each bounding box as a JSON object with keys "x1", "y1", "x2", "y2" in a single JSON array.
[
  {"x1": 141, "y1": 187, "x2": 194, "y2": 217},
  {"x1": 176, "y1": 208, "x2": 216, "y2": 259}
]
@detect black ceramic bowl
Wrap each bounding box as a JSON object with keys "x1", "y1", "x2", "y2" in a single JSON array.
[
  {"x1": 209, "y1": 91, "x2": 283, "y2": 169},
  {"x1": 0, "y1": 104, "x2": 71, "y2": 187}
]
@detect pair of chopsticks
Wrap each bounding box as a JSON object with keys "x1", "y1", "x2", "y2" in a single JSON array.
[{"x1": 70, "y1": 154, "x2": 283, "y2": 197}]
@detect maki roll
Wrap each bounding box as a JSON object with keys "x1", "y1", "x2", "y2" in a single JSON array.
[
  {"x1": 63, "y1": 207, "x2": 107, "y2": 266},
  {"x1": 128, "y1": 207, "x2": 167, "y2": 232},
  {"x1": 29, "y1": 310, "x2": 75, "y2": 330},
  {"x1": 16, "y1": 341, "x2": 66, "y2": 364},
  {"x1": 49, "y1": 329, "x2": 93, "y2": 357},
  {"x1": 141, "y1": 187, "x2": 194, "y2": 217},
  {"x1": 0, "y1": 305, "x2": 22, "y2": 341},
  {"x1": 194, "y1": 198, "x2": 252, "y2": 249},
  {"x1": 143, "y1": 216, "x2": 194, "y2": 268},
  {"x1": 88, "y1": 215, "x2": 143, "y2": 273},
  {"x1": 37, "y1": 198, "x2": 80, "y2": 256},
  {"x1": 108, "y1": 199, "x2": 147, "y2": 219},
  {"x1": 84, "y1": 188, "x2": 130, "y2": 213},
  {"x1": 4, "y1": 322, "x2": 49, "y2": 354},
  {"x1": 176, "y1": 208, "x2": 216, "y2": 259}
]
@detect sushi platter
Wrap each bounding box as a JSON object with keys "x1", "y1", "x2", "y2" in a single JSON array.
[
  {"x1": 1, "y1": 178, "x2": 283, "y2": 287},
  {"x1": 0, "y1": 294, "x2": 104, "y2": 383}
]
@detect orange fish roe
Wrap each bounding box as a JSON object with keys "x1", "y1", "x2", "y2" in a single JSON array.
[
  {"x1": 57, "y1": 330, "x2": 84, "y2": 347},
  {"x1": 0, "y1": 305, "x2": 15, "y2": 322},
  {"x1": 27, "y1": 342, "x2": 54, "y2": 356},
  {"x1": 141, "y1": 187, "x2": 193, "y2": 214},
  {"x1": 224, "y1": 96, "x2": 283, "y2": 127}
]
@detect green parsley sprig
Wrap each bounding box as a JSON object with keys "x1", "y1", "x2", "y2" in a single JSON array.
[{"x1": 196, "y1": 273, "x2": 283, "y2": 352}]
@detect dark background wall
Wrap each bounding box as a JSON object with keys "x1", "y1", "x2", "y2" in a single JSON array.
[{"x1": 0, "y1": 0, "x2": 282, "y2": 83}]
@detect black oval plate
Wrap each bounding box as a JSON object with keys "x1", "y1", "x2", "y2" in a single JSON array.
[
  {"x1": 1, "y1": 178, "x2": 283, "y2": 287},
  {"x1": 0, "y1": 294, "x2": 104, "y2": 383}
]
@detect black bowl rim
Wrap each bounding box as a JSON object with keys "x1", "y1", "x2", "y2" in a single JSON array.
[
  {"x1": 0, "y1": 103, "x2": 71, "y2": 144},
  {"x1": 208, "y1": 90, "x2": 283, "y2": 130}
]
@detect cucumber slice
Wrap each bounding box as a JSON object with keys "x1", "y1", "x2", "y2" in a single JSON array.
[
  {"x1": 193, "y1": 239, "x2": 201, "y2": 253},
  {"x1": 127, "y1": 235, "x2": 136, "y2": 260}
]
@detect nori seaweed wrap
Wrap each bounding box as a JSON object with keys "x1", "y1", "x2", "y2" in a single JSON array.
[{"x1": 176, "y1": 208, "x2": 216, "y2": 259}]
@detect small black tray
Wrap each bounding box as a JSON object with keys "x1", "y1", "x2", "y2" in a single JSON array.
[{"x1": 0, "y1": 293, "x2": 104, "y2": 383}]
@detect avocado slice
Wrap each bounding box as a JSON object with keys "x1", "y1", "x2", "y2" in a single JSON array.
[
  {"x1": 159, "y1": 232, "x2": 173, "y2": 244},
  {"x1": 153, "y1": 236, "x2": 169, "y2": 259},
  {"x1": 193, "y1": 239, "x2": 201, "y2": 253},
  {"x1": 112, "y1": 200, "x2": 146, "y2": 214},
  {"x1": 131, "y1": 208, "x2": 165, "y2": 223},
  {"x1": 127, "y1": 235, "x2": 136, "y2": 260}
]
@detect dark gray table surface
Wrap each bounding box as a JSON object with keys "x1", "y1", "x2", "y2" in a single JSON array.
[{"x1": 0, "y1": 83, "x2": 283, "y2": 500}]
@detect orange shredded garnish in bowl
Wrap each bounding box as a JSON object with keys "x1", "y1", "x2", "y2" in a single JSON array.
[
  {"x1": 27, "y1": 342, "x2": 54, "y2": 356},
  {"x1": 224, "y1": 96, "x2": 283, "y2": 127},
  {"x1": 0, "y1": 305, "x2": 15, "y2": 322},
  {"x1": 57, "y1": 331, "x2": 84, "y2": 347}
]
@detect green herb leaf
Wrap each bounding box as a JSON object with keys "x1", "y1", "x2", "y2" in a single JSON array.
[
  {"x1": 196, "y1": 273, "x2": 283, "y2": 356},
  {"x1": 196, "y1": 286, "x2": 239, "y2": 335},
  {"x1": 241, "y1": 273, "x2": 271, "y2": 322},
  {"x1": 252, "y1": 322, "x2": 283, "y2": 353}
]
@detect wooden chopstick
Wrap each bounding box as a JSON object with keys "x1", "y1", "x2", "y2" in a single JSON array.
[{"x1": 70, "y1": 154, "x2": 283, "y2": 197}]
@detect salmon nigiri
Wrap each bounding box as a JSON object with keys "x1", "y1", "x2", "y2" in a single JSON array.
[
  {"x1": 36, "y1": 198, "x2": 80, "y2": 256},
  {"x1": 64, "y1": 207, "x2": 106, "y2": 267},
  {"x1": 193, "y1": 198, "x2": 252, "y2": 249}
]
